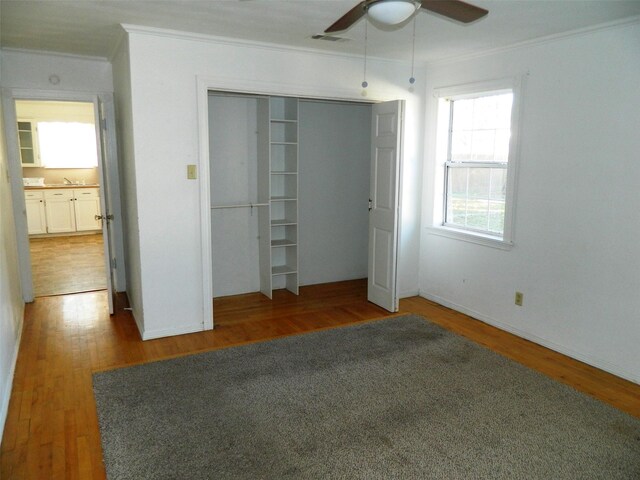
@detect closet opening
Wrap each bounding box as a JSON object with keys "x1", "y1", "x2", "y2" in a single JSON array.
[{"x1": 208, "y1": 92, "x2": 373, "y2": 304}]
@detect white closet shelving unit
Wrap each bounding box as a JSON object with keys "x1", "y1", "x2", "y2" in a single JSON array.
[{"x1": 257, "y1": 96, "x2": 299, "y2": 298}]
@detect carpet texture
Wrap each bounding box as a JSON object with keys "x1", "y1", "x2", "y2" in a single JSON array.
[{"x1": 93, "y1": 315, "x2": 640, "y2": 479}]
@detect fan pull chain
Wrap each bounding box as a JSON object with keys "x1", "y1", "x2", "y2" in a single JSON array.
[
  {"x1": 409, "y1": 16, "x2": 416, "y2": 85},
  {"x1": 362, "y1": 21, "x2": 368, "y2": 89}
]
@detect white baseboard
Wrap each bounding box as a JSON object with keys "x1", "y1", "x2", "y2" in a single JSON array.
[
  {"x1": 0, "y1": 303, "x2": 25, "y2": 448},
  {"x1": 420, "y1": 292, "x2": 640, "y2": 386},
  {"x1": 141, "y1": 323, "x2": 205, "y2": 341},
  {"x1": 399, "y1": 289, "x2": 420, "y2": 299}
]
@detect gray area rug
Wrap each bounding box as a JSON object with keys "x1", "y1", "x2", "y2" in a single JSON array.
[{"x1": 93, "y1": 315, "x2": 640, "y2": 479}]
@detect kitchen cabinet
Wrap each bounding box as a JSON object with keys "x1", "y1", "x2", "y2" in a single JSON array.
[
  {"x1": 44, "y1": 189, "x2": 76, "y2": 233},
  {"x1": 25, "y1": 187, "x2": 101, "y2": 235},
  {"x1": 17, "y1": 120, "x2": 40, "y2": 167},
  {"x1": 24, "y1": 190, "x2": 47, "y2": 234},
  {"x1": 74, "y1": 188, "x2": 102, "y2": 231}
]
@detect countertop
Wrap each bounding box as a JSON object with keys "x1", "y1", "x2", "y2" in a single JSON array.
[{"x1": 24, "y1": 184, "x2": 100, "y2": 190}]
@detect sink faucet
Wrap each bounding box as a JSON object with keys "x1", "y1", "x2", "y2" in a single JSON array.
[{"x1": 63, "y1": 177, "x2": 73, "y2": 185}]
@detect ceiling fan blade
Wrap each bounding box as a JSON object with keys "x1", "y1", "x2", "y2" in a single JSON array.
[
  {"x1": 420, "y1": 0, "x2": 488, "y2": 23},
  {"x1": 325, "y1": 1, "x2": 368, "y2": 33}
]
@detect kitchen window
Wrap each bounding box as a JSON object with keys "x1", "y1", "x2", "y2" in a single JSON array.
[{"x1": 37, "y1": 121, "x2": 98, "y2": 169}]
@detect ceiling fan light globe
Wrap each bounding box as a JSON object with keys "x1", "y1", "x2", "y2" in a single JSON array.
[{"x1": 366, "y1": 0, "x2": 419, "y2": 26}]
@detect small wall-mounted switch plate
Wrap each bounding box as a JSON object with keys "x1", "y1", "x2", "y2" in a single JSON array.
[
  {"x1": 187, "y1": 164, "x2": 197, "y2": 180},
  {"x1": 515, "y1": 291, "x2": 524, "y2": 306}
]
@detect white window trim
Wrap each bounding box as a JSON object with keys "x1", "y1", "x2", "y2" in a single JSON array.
[{"x1": 430, "y1": 76, "x2": 524, "y2": 248}]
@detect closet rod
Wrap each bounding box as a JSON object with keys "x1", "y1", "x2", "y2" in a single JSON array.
[{"x1": 211, "y1": 203, "x2": 269, "y2": 210}]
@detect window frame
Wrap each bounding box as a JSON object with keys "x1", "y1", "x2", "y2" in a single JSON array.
[{"x1": 431, "y1": 77, "x2": 523, "y2": 248}]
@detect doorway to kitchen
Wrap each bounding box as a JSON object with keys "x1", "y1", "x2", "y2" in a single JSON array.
[{"x1": 16, "y1": 99, "x2": 110, "y2": 298}]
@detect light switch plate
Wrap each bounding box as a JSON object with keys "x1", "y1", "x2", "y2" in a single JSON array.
[{"x1": 187, "y1": 164, "x2": 197, "y2": 180}]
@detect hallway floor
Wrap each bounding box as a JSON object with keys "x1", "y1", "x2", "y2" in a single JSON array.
[{"x1": 29, "y1": 234, "x2": 107, "y2": 297}]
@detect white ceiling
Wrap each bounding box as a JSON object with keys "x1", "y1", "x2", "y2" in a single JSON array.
[{"x1": 1, "y1": 1, "x2": 639, "y2": 63}]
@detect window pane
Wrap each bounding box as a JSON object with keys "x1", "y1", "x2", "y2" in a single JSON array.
[
  {"x1": 468, "y1": 167, "x2": 490, "y2": 198},
  {"x1": 37, "y1": 122, "x2": 98, "y2": 169},
  {"x1": 488, "y1": 201, "x2": 506, "y2": 233},
  {"x1": 20, "y1": 148, "x2": 34, "y2": 164},
  {"x1": 450, "y1": 130, "x2": 471, "y2": 162},
  {"x1": 19, "y1": 131, "x2": 33, "y2": 148},
  {"x1": 446, "y1": 166, "x2": 506, "y2": 236},
  {"x1": 489, "y1": 168, "x2": 507, "y2": 201},
  {"x1": 450, "y1": 92, "x2": 513, "y2": 164},
  {"x1": 451, "y1": 100, "x2": 473, "y2": 131},
  {"x1": 494, "y1": 129, "x2": 511, "y2": 162},
  {"x1": 470, "y1": 130, "x2": 496, "y2": 162}
]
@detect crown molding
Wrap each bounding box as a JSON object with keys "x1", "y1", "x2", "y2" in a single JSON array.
[
  {"x1": 426, "y1": 15, "x2": 640, "y2": 67},
  {"x1": 119, "y1": 24, "x2": 413, "y2": 66},
  {"x1": 0, "y1": 47, "x2": 109, "y2": 63}
]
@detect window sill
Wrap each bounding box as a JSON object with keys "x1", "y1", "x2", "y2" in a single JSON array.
[{"x1": 426, "y1": 226, "x2": 513, "y2": 250}]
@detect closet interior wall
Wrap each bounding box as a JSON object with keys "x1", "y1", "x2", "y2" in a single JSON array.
[
  {"x1": 208, "y1": 93, "x2": 371, "y2": 300},
  {"x1": 297, "y1": 100, "x2": 371, "y2": 286}
]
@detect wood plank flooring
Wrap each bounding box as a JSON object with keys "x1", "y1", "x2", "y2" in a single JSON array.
[
  {"x1": 1, "y1": 279, "x2": 639, "y2": 478},
  {"x1": 29, "y1": 234, "x2": 106, "y2": 297}
]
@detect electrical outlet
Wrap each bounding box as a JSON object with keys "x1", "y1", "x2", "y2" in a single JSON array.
[
  {"x1": 187, "y1": 164, "x2": 197, "y2": 180},
  {"x1": 515, "y1": 291, "x2": 523, "y2": 306}
]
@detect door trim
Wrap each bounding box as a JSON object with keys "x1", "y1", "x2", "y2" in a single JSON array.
[{"x1": 1, "y1": 88, "x2": 125, "y2": 305}]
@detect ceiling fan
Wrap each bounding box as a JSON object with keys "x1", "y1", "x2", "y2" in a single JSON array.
[{"x1": 325, "y1": 0, "x2": 488, "y2": 33}]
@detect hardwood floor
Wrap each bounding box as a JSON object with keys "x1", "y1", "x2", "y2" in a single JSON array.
[
  {"x1": 29, "y1": 234, "x2": 106, "y2": 297},
  {"x1": 1, "y1": 279, "x2": 639, "y2": 478}
]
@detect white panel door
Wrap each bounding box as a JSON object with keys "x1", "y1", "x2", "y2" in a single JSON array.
[
  {"x1": 97, "y1": 98, "x2": 115, "y2": 315},
  {"x1": 368, "y1": 100, "x2": 403, "y2": 312}
]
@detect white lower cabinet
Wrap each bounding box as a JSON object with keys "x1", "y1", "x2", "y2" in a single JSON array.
[
  {"x1": 25, "y1": 188, "x2": 101, "y2": 235},
  {"x1": 44, "y1": 189, "x2": 76, "y2": 233},
  {"x1": 24, "y1": 191, "x2": 47, "y2": 235},
  {"x1": 74, "y1": 189, "x2": 102, "y2": 231}
]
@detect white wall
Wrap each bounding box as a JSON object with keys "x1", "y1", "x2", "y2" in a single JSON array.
[
  {"x1": 1, "y1": 49, "x2": 113, "y2": 92},
  {"x1": 120, "y1": 26, "x2": 425, "y2": 339},
  {"x1": 298, "y1": 100, "x2": 371, "y2": 286},
  {"x1": 420, "y1": 22, "x2": 640, "y2": 383},
  {"x1": 0, "y1": 75, "x2": 25, "y2": 445}
]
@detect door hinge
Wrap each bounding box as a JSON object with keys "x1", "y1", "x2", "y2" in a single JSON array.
[
  {"x1": 368, "y1": 198, "x2": 373, "y2": 212},
  {"x1": 111, "y1": 258, "x2": 117, "y2": 269},
  {"x1": 101, "y1": 118, "x2": 107, "y2": 131}
]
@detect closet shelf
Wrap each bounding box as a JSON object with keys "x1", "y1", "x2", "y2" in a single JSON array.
[
  {"x1": 270, "y1": 171, "x2": 297, "y2": 175},
  {"x1": 271, "y1": 239, "x2": 297, "y2": 248},
  {"x1": 270, "y1": 141, "x2": 297, "y2": 146},
  {"x1": 211, "y1": 202, "x2": 269, "y2": 209},
  {"x1": 272, "y1": 265, "x2": 297, "y2": 276},
  {"x1": 271, "y1": 219, "x2": 297, "y2": 226},
  {"x1": 270, "y1": 119, "x2": 297, "y2": 124},
  {"x1": 270, "y1": 196, "x2": 297, "y2": 202}
]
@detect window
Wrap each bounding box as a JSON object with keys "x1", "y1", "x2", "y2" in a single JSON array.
[
  {"x1": 434, "y1": 81, "x2": 520, "y2": 245},
  {"x1": 37, "y1": 122, "x2": 98, "y2": 169}
]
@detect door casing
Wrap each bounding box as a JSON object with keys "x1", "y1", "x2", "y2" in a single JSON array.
[{"x1": 1, "y1": 88, "x2": 125, "y2": 312}]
